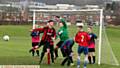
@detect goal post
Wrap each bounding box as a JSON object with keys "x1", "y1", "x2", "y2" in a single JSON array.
[
  {"x1": 30, "y1": 9, "x2": 119, "y2": 66},
  {"x1": 31, "y1": 9, "x2": 103, "y2": 65},
  {"x1": 33, "y1": 10, "x2": 36, "y2": 29},
  {"x1": 98, "y1": 9, "x2": 103, "y2": 65}
]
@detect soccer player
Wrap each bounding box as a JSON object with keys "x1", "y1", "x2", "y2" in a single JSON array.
[
  {"x1": 30, "y1": 30, "x2": 40, "y2": 56},
  {"x1": 87, "y1": 27, "x2": 97, "y2": 64},
  {"x1": 75, "y1": 23, "x2": 90, "y2": 68},
  {"x1": 32, "y1": 20, "x2": 56, "y2": 64},
  {"x1": 60, "y1": 38, "x2": 74, "y2": 66},
  {"x1": 54, "y1": 16, "x2": 69, "y2": 59}
]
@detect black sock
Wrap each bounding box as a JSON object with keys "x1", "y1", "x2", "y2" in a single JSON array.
[
  {"x1": 50, "y1": 52, "x2": 54, "y2": 63},
  {"x1": 32, "y1": 50, "x2": 35, "y2": 56},
  {"x1": 70, "y1": 56, "x2": 73, "y2": 63},
  {"x1": 29, "y1": 49, "x2": 33, "y2": 53},
  {"x1": 36, "y1": 50, "x2": 39, "y2": 56},
  {"x1": 61, "y1": 57, "x2": 68, "y2": 66},
  {"x1": 67, "y1": 59, "x2": 71, "y2": 66},
  {"x1": 67, "y1": 56, "x2": 71, "y2": 66},
  {"x1": 54, "y1": 48, "x2": 58, "y2": 58},
  {"x1": 88, "y1": 56, "x2": 91, "y2": 64},
  {"x1": 40, "y1": 52, "x2": 45, "y2": 63},
  {"x1": 93, "y1": 56, "x2": 95, "y2": 64}
]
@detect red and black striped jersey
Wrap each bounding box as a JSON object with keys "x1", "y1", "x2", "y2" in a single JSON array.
[{"x1": 32, "y1": 26, "x2": 56, "y2": 45}]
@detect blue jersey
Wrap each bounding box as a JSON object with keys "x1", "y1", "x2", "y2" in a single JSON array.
[
  {"x1": 31, "y1": 31, "x2": 40, "y2": 37},
  {"x1": 61, "y1": 38, "x2": 74, "y2": 49}
]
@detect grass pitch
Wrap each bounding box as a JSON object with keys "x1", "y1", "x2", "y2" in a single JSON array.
[{"x1": 0, "y1": 25, "x2": 120, "y2": 68}]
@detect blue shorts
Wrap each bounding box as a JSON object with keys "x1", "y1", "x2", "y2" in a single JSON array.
[{"x1": 78, "y1": 46, "x2": 88, "y2": 55}]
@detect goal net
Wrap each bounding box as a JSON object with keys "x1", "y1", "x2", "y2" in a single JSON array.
[{"x1": 30, "y1": 9, "x2": 119, "y2": 66}]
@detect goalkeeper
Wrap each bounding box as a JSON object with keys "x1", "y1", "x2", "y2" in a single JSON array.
[{"x1": 54, "y1": 16, "x2": 69, "y2": 59}]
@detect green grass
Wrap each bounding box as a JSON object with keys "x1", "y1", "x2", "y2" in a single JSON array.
[{"x1": 0, "y1": 25, "x2": 120, "y2": 68}]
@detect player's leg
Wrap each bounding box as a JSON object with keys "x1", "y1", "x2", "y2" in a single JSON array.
[
  {"x1": 69, "y1": 42, "x2": 74, "y2": 65},
  {"x1": 88, "y1": 53, "x2": 92, "y2": 64},
  {"x1": 36, "y1": 49, "x2": 39, "y2": 56},
  {"x1": 88, "y1": 48, "x2": 92, "y2": 64},
  {"x1": 61, "y1": 49, "x2": 68, "y2": 66},
  {"x1": 54, "y1": 41, "x2": 64, "y2": 59},
  {"x1": 47, "y1": 48, "x2": 50, "y2": 64},
  {"x1": 61, "y1": 48, "x2": 66, "y2": 57},
  {"x1": 50, "y1": 45, "x2": 54, "y2": 63},
  {"x1": 29, "y1": 41, "x2": 44, "y2": 53},
  {"x1": 61, "y1": 57, "x2": 68, "y2": 66},
  {"x1": 67, "y1": 49, "x2": 72, "y2": 66},
  {"x1": 35, "y1": 42, "x2": 40, "y2": 56},
  {"x1": 32, "y1": 50, "x2": 35, "y2": 56},
  {"x1": 39, "y1": 44, "x2": 47, "y2": 64},
  {"x1": 69, "y1": 52, "x2": 74, "y2": 66},
  {"x1": 92, "y1": 48, "x2": 95, "y2": 64},
  {"x1": 83, "y1": 47, "x2": 89, "y2": 68},
  {"x1": 31, "y1": 43, "x2": 35, "y2": 56},
  {"x1": 77, "y1": 46, "x2": 83, "y2": 68},
  {"x1": 38, "y1": 40, "x2": 44, "y2": 48}
]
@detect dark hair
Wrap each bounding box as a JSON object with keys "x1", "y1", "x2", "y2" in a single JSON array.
[
  {"x1": 48, "y1": 20, "x2": 54, "y2": 23},
  {"x1": 55, "y1": 16, "x2": 60, "y2": 18},
  {"x1": 78, "y1": 26, "x2": 83, "y2": 28}
]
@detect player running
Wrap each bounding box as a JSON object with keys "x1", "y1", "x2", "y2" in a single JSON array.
[
  {"x1": 87, "y1": 27, "x2": 97, "y2": 64},
  {"x1": 75, "y1": 23, "x2": 90, "y2": 68},
  {"x1": 54, "y1": 16, "x2": 69, "y2": 59},
  {"x1": 32, "y1": 20, "x2": 56, "y2": 64},
  {"x1": 60, "y1": 38, "x2": 74, "y2": 66}
]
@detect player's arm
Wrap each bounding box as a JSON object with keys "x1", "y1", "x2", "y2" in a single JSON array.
[
  {"x1": 52, "y1": 28, "x2": 57, "y2": 40},
  {"x1": 75, "y1": 33, "x2": 80, "y2": 43},
  {"x1": 55, "y1": 30, "x2": 60, "y2": 39},
  {"x1": 30, "y1": 32, "x2": 33, "y2": 36},
  {"x1": 93, "y1": 34, "x2": 97, "y2": 39},
  {"x1": 60, "y1": 18, "x2": 67, "y2": 28},
  {"x1": 32, "y1": 28, "x2": 44, "y2": 32}
]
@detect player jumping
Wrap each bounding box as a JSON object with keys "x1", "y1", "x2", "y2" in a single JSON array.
[
  {"x1": 54, "y1": 16, "x2": 69, "y2": 59},
  {"x1": 32, "y1": 20, "x2": 56, "y2": 64}
]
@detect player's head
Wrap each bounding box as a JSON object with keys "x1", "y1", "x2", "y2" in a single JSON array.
[
  {"x1": 48, "y1": 20, "x2": 54, "y2": 27},
  {"x1": 76, "y1": 23, "x2": 84, "y2": 31},
  {"x1": 55, "y1": 16, "x2": 60, "y2": 21},
  {"x1": 59, "y1": 19, "x2": 65, "y2": 27},
  {"x1": 87, "y1": 26, "x2": 92, "y2": 33}
]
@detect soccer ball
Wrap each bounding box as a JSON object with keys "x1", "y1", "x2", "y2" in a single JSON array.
[{"x1": 3, "y1": 35, "x2": 9, "y2": 41}]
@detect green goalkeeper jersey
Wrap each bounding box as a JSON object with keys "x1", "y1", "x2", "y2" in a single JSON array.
[{"x1": 57, "y1": 18, "x2": 69, "y2": 41}]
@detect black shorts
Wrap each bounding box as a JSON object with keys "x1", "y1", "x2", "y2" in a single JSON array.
[
  {"x1": 56, "y1": 41, "x2": 64, "y2": 48},
  {"x1": 42, "y1": 41, "x2": 54, "y2": 52},
  {"x1": 32, "y1": 42, "x2": 39, "y2": 47},
  {"x1": 38, "y1": 40, "x2": 46, "y2": 47},
  {"x1": 88, "y1": 48, "x2": 95, "y2": 52}
]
